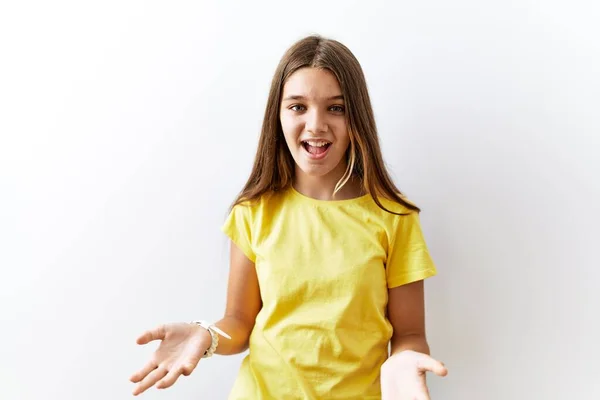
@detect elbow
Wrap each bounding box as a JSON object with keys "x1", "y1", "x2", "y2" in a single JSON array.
[{"x1": 218, "y1": 314, "x2": 256, "y2": 355}]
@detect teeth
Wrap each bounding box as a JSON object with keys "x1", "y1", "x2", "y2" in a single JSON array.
[{"x1": 304, "y1": 140, "x2": 330, "y2": 147}]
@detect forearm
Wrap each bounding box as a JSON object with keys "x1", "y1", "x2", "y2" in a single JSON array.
[
  {"x1": 213, "y1": 315, "x2": 254, "y2": 355},
  {"x1": 390, "y1": 333, "x2": 430, "y2": 356}
]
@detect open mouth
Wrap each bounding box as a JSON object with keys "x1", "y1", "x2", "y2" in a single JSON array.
[{"x1": 301, "y1": 140, "x2": 332, "y2": 158}]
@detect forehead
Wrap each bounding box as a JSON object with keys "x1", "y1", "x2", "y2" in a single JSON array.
[{"x1": 282, "y1": 67, "x2": 342, "y2": 99}]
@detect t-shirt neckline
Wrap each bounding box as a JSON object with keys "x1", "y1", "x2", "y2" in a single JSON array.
[{"x1": 289, "y1": 185, "x2": 371, "y2": 206}]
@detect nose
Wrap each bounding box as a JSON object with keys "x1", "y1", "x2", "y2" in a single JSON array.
[{"x1": 305, "y1": 109, "x2": 328, "y2": 135}]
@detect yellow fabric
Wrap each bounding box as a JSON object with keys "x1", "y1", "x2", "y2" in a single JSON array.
[{"x1": 221, "y1": 187, "x2": 437, "y2": 399}]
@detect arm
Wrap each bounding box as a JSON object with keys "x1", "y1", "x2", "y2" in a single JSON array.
[
  {"x1": 213, "y1": 240, "x2": 262, "y2": 355},
  {"x1": 381, "y1": 279, "x2": 446, "y2": 399},
  {"x1": 129, "y1": 241, "x2": 260, "y2": 395},
  {"x1": 388, "y1": 279, "x2": 430, "y2": 356}
]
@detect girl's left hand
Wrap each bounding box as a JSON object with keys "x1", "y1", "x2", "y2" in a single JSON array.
[{"x1": 380, "y1": 350, "x2": 448, "y2": 400}]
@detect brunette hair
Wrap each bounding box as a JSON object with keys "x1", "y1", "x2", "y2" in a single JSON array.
[{"x1": 231, "y1": 35, "x2": 419, "y2": 214}]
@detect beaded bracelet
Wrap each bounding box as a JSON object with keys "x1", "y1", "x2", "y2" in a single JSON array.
[{"x1": 190, "y1": 320, "x2": 231, "y2": 358}]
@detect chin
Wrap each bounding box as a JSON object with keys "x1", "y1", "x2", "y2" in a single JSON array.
[
  {"x1": 297, "y1": 160, "x2": 345, "y2": 179},
  {"x1": 292, "y1": 149, "x2": 346, "y2": 179}
]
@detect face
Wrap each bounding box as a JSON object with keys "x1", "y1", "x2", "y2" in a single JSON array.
[{"x1": 279, "y1": 67, "x2": 350, "y2": 179}]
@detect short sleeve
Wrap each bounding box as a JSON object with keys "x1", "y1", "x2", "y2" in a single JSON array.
[
  {"x1": 386, "y1": 211, "x2": 437, "y2": 288},
  {"x1": 221, "y1": 204, "x2": 256, "y2": 262}
]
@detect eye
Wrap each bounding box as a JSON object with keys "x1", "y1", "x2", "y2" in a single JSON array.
[
  {"x1": 329, "y1": 105, "x2": 345, "y2": 113},
  {"x1": 290, "y1": 104, "x2": 306, "y2": 112}
]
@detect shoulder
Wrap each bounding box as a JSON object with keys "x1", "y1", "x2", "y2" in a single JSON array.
[
  {"x1": 228, "y1": 190, "x2": 286, "y2": 220},
  {"x1": 363, "y1": 195, "x2": 426, "y2": 244}
]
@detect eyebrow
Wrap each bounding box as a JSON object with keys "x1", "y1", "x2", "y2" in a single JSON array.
[{"x1": 282, "y1": 94, "x2": 344, "y2": 101}]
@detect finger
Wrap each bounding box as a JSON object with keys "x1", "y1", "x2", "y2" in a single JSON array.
[
  {"x1": 136, "y1": 324, "x2": 167, "y2": 345},
  {"x1": 156, "y1": 365, "x2": 185, "y2": 389},
  {"x1": 180, "y1": 352, "x2": 203, "y2": 377},
  {"x1": 129, "y1": 360, "x2": 158, "y2": 383},
  {"x1": 181, "y1": 360, "x2": 198, "y2": 376},
  {"x1": 436, "y1": 360, "x2": 449, "y2": 377},
  {"x1": 132, "y1": 366, "x2": 168, "y2": 396},
  {"x1": 416, "y1": 354, "x2": 448, "y2": 377}
]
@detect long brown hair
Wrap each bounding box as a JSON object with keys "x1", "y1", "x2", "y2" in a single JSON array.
[{"x1": 231, "y1": 35, "x2": 419, "y2": 215}]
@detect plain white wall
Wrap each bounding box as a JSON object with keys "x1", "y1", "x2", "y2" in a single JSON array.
[{"x1": 1, "y1": 1, "x2": 598, "y2": 399}]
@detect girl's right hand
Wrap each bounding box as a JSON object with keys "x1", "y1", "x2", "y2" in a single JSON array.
[{"x1": 129, "y1": 322, "x2": 211, "y2": 396}]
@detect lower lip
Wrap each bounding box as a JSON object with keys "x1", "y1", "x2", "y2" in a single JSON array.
[{"x1": 302, "y1": 144, "x2": 331, "y2": 160}]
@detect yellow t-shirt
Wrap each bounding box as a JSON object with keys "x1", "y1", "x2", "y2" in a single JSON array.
[{"x1": 221, "y1": 186, "x2": 437, "y2": 399}]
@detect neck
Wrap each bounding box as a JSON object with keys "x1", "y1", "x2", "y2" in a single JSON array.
[{"x1": 293, "y1": 162, "x2": 363, "y2": 201}]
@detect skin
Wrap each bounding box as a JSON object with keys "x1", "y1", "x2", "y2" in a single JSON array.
[
  {"x1": 279, "y1": 67, "x2": 359, "y2": 200},
  {"x1": 130, "y1": 67, "x2": 447, "y2": 398}
]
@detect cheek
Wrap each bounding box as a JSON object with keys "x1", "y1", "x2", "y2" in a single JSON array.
[
  {"x1": 280, "y1": 117, "x2": 302, "y2": 143},
  {"x1": 334, "y1": 125, "x2": 350, "y2": 148},
  {"x1": 282, "y1": 131, "x2": 297, "y2": 150}
]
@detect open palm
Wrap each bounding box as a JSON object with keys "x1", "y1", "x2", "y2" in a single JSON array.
[
  {"x1": 381, "y1": 350, "x2": 448, "y2": 400},
  {"x1": 130, "y1": 322, "x2": 211, "y2": 396}
]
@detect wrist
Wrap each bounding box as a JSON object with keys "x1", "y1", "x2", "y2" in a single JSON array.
[
  {"x1": 390, "y1": 334, "x2": 430, "y2": 356},
  {"x1": 190, "y1": 320, "x2": 231, "y2": 358},
  {"x1": 192, "y1": 322, "x2": 212, "y2": 343}
]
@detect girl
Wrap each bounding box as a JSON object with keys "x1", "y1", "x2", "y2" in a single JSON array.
[{"x1": 130, "y1": 35, "x2": 447, "y2": 399}]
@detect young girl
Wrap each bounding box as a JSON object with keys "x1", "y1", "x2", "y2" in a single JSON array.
[{"x1": 130, "y1": 35, "x2": 447, "y2": 399}]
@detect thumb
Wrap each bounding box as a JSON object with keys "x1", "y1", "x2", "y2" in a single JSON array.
[
  {"x1": 136, "y1": 324, "x2": 167, "y2": 345},
  {"x1": 417, "y1": 354, "x2": 448, "y2": 377}
]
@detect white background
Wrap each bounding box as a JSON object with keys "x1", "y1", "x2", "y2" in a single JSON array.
[{"x1": 1, "y1": 1, "x2": 599, "y2": 399}]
